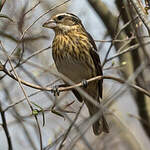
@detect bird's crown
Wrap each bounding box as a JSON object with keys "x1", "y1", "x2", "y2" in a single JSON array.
[{"x1": 52, "y1": 13, "x2": 81, "y2": 25}]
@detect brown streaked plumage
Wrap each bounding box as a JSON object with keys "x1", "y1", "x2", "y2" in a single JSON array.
[{"x1": 43, "y1": 12, "x2": 109, "y2": 135}]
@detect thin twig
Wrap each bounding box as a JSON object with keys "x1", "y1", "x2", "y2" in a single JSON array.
[
  {"x1": 4, "y1": 0, "x2": 71, "y2": 65},
  {"x1": 130, "y1": 0, "x2": 150, "y2": 35},
  {"x1": 24, "y1": 1, "x2": 40, "y2": 16},
  {"x1": 102, "y1": 15, "x2": 139, "y2": 67},
  {"x1": 95, "y1": 35, "x2": 150, "y2": 43},
  {"x1": 0, "y1": 14, "x2": 14, "y2": 22},
  {"x1": 9, "y1": 59, "x2": 43, "y2": 150},
  {"x1": 1, "y1": 63, "x2": 150, "y2": 98},
  {"x1": 0, "y1": 103, "x2": 13, "y2": 150},
  {"x1": 106, "y1": 41, "x2": 150, "y2": 63},
  {"x1": 0, "y1": 45, "x2": 51, "y2": 80},
  {"x1": 102, "y1": 13, "x2": 121, "y2": 67},
  {"x1": 58, "y1": 103, "x2": 84, "y2": 150},
  {"x1": 1, "y1": 42, "x2": 43, "y2": 150},
  {"x1": 0, "y1": 0, "x2": 7, "y2": 12}
]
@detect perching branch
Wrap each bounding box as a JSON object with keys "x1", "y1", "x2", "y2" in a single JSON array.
[{"x1": 0, "y1": 62, "x2": 150, "y2": 98}]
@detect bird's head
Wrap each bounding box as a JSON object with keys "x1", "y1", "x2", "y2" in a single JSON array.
[{"x1": 43, "y1": 13, "x2": 83, "y2": 33}]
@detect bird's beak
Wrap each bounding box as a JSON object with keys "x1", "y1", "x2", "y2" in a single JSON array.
[{"x1": 42, "y1": 19, "x2": 57, "y2": 29}]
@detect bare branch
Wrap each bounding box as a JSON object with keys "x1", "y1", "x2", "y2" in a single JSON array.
[
  {"x1": 0, "y1": 102, "x2": 13, "y2": 150},
  {"x1": 130, "y1": 0, "x2": 150, "y2": 35}
]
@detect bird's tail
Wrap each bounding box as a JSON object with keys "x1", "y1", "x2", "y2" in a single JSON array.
[
  {"x1": 86, "y1": 101, "x2": 109, "y2": 135},
  {"x1": 92, "y1": 114, "x2": 109, "y2": 135}
]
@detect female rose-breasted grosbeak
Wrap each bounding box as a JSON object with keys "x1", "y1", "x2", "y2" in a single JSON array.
[{"x1": 43, "y1": 13, "x2": 109, "y2": 135}]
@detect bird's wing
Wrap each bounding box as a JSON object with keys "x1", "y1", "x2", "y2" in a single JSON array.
[{"x1": 87, "y1": 32, "x2": 103, "y2": 98}]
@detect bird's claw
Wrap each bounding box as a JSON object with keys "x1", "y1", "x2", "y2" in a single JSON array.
[
  {"x1": 52, "y1": 85, "x2": 60, "y2": 96},
  {"x1": 81, "y1": 79, "x2": 88, "y2": 88}
]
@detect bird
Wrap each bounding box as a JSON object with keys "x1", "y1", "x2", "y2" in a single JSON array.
[{"x1": 43, "y1": 12, "x2": 109, "y2": 135}]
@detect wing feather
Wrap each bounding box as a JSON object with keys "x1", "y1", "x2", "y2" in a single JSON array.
[{"x1": 86, "y1": 32, "x2": 103, "y2": 98}]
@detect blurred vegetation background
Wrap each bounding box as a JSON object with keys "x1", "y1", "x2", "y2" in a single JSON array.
[{"x1": 0, "y1": 0, "x2": 150, "y2": 150}]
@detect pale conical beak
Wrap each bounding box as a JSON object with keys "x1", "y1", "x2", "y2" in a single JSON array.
[{"x1": 42, "y1": 19, "x2": 57, "y2": 29}]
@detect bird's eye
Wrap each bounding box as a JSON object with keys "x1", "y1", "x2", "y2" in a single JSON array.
[{"x1": 57, "y1": 15, "x2": 64, "y2": 20}]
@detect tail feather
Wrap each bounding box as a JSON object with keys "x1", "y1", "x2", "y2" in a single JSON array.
[
  {"x1": 93, "y1": 114, "x2": 109, "y2": 135},
  {"x1": 85, "y1": 99, "x2": 109, "y2": 135}
]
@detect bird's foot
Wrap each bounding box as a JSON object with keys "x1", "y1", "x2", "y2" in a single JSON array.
[
  {"x1": 51, "y1": 85, "x2": 60, "y2": 96},
  {"x1": 81, "y1": 79, "x2": 88, "y2": 88},
  {"x1": 51, "y1": 84, "x2": 67, "y2": 96}
]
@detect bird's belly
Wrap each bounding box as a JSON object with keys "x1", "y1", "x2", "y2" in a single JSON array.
[{"x1": 56, "y1": 59, "x2": 92, "y2": 83}]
